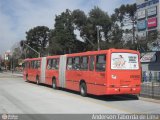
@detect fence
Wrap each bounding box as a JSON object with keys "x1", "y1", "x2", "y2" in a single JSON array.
[{"x1": 140, "y1": 77, "x2": 160, "y2": 99}]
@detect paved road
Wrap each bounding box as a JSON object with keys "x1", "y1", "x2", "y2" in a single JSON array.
[{"x1": 0, "y1": 72, "x2": 160, "y2": 114}]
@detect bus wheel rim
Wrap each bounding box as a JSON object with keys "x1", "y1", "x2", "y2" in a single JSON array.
[
  {"x1": 81, "y1": 86, "x2": 84, "y2": 94},
  {"x1": 53, "y1": 83, "x2": 55, "y2": 88},
  {"x1": 37, "y1": 79, "x2": 39, "y2": 84}
]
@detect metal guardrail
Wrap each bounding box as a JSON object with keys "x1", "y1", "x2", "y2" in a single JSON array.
[{"x1": 140, "y1": 80, "x2": 160, "y2": 100}]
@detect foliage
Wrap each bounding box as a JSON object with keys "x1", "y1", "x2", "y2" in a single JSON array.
[
  {"x1": 49, "y1": 9, "x2": 86, "y2": 55},
  {"x1": 18, "y1": 3, "x2": 158, "y2": 59},
  {"x1": 49, "y1": 9, "x2": 77, "y2": 54},
  {"x1": 25, "y1": 26, "x2": 50, "y2": 57},
  {"x1": 72, "y1": 7, "x2": 112, "y2": 50}
]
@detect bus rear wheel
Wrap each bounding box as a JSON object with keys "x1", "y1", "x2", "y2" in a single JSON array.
[
  {"x1": 80, "y1": 82, "x2": 87, "y2": 97},
  {"x1": 36, "y1": 76, "x2": 39, "y2": 85},
  {"x1": 52, "y1": 79, "x2": 57, "y2": 89},
  {"x1": 26, "y1": 75, "x2": 29, "y2": 82}
]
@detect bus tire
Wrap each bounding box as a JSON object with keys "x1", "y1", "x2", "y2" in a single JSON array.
[
  {"x1": 134, "y1": 94, "x2": 139, "y2": 100},
  {"x1": 36, "y1": 76, "x2": 39, "y2": 85},
  {"x1": 80, "y1": 82, "x2": 87, "y2": 97},
  {"x1": 52, "y1": 78, "x2": 57, "y2": 89},
  {"x1": 26, "y1": 75, "x2": 29, "y2": 82}
]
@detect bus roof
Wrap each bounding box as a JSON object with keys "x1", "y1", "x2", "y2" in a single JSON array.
[
  {"x1": 24, "y1": 57, "x2": 41, "y2": 62},
  {"x1": 24, "y1": 49, "x2": 139, "y2": 60},
  {"x1": 47, "y1": 55, "x2": 60, "y2": 59},
  {"x1": 66, "y1": 49, "x2": 139, "y2": 57}
]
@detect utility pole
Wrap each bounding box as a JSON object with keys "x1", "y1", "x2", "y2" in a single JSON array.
[
  {"x1": 96, "y1": 26, "x2": 102, "y2": 51},
  {"x1": 131, "y1": 17, "x2": 136, "y2": 44}
]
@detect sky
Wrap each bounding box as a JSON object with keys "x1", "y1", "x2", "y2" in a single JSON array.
[{"x1": 0, "y1": 0, "x2": 135, "y2": 55}]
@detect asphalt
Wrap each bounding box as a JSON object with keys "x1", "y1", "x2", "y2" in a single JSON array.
[{"x1": 0, "y1": 72, "x2": 160, "y2": 115}]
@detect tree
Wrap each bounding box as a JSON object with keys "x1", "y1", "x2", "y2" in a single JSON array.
[
  {"x1": 25, "y1": 26, "x2": 50, "y2": 57},
  {"x1": 48, "y1": 29, "x2": 64, "y2": 55},
  {"x1": 11, "y1": 47, "x2": 22, "y2": 69},
  {"x1": 72, "y1": 9, "x2": 87, "y2": 30},
  {"x1": 72, "y1": 7, "x2": 112, "y2": 50},
  {"x1": 49, "y1": 9, "x2": 78, "y2": 55},
  {"x1": 111, "y1": 3, "x2": 137, "y2": 48}
]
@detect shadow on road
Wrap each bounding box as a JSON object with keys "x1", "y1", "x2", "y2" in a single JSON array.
[
  {"x1": 61, "y1": 89, "x2": 139, "y2": 101},
  {"x1": 25, "y1": 81, "x2": 139, "y2": 102}
]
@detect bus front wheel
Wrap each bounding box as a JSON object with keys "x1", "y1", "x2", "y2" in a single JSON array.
[
  {"x1": 80, "y1": 82, "x2": 87, "y2": 97},
  {"x1": 36, "y1": 76, "x2": 39, "y2": 85},
  {"x1": 26, "y1": 75, "x2": 29, "y2": 82},
  {"x1": 52, "y1": 79, "x2": 57, "y2": 89}
]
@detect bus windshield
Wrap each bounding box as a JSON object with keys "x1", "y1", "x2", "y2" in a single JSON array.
[{"x1": 111, "y1": 53, "x2": 139, "y2": 70}]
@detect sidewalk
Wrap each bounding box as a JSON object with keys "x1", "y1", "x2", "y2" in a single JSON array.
[
  {"x1": 12, "y1": 73, "x2": 23, "y2": 77},
  {"x1": 2, "y1": 71, "x2": 23, "y2": 77},
  {"x1": 139, "y1": 97, "x2": 160, "y2": 104}
]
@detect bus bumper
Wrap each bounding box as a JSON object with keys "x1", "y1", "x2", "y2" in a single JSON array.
[{"x1": 106, "y1": 87, "x2": 141, "y2": 95}]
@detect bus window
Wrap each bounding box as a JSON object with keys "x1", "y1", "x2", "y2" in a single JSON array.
[
  {"x1": 52, "y1": 59, "x2": 59, "y2": 70},
  {"x1": 34, "y1": 61, "x2": 38, "y2": 69},
  {"x1": 47, "y1": 59, "x2": 52, "y2": 69},
  {"x1": 96, "y1": 54, "x2": 106, "y2": 71},
  {"x1": 73, "y1": 57, "x2": 80, "y2": 70},
  {"x1": 37, "y1": 61, "x2": 40, "y2": 68},
  {"x1": 89, "y1": 56, "x2": 94, "y2": 71},
  {"x1": 80, "y1": 56, "x2": 88, "y2": 70},
  {"x1": 34, "y1": 61, "x2": 36, "y2": 69},
  {"x1": 31, "y1": 61, "x2": 35, "y2": 69},
  {"x1": 24, "y1": 62, "x2": 27, "y2": 69},
  {"x1": 28, "y1": 62, "x2": 30, "y2": 69},
  {"x1": 67, "y1": 58, "x2": 73, "y2": 70}
]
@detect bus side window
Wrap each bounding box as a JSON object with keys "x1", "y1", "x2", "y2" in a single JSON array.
[
  {"x1": 52, "y1": 59, "x2": 59, "y2": 70},
  {"x1": 24, "y1": 62, "x2": 27, "y2": 69},
  {"x1": 67, "y1": 58, "x2": 73, "y2": 70},
  {"x1": 47, "y1": 59, "x2": 52, "y2": 69},
  {"x1": 33, "y1": 61, "x2": 35, "y2": 69},
  {"x1": 34, "y1": 61, "x2": 37, "y2": 69},
  {"x1": 89, "y1": 56, "x2": 94, "y2": 71},
  {"x1": 31, "y1": 61, "x2": 34, "y2": 69},
  {"x1": 81, "y1": 56, "x2": 88, "y2": 70},
  {"x1": 28, "y1": 62, "x2": 30, "y2": 69},
  {"x1": 30, "y1": 61, "x2": 32, "y2": 69},
  {"x1": 96, "y1": 54, "x2": 106, "y2": 71},
  {"x1": 27, "y1": 62, "x2": 29, "y2": 69},
  {"x1": 56, "y1": 59, "x2": 59, "y2": 69},
  {"x1": 73, "y1": 57, "x2": 80, "y2": 70},
  {"x1": 37, "y1": 60, "x2": 40, "y2": 69}
]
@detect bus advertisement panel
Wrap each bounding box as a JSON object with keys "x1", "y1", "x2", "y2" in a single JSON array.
[{"x1": 111, "y1": 53, "x2": 139, "y2": 70}]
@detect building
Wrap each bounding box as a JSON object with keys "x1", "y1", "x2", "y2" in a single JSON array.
[
  {"x1": 141, "y1": 51, "x2": 160, "y2": 82},
  {"x1": 1, "y1": 50, "x2": 11, "y2": 70},
  {"x1": 136, "y1": 0, "x2": 160, "y2": 40},
  {"x1": 3, "y1": 51, "x2": 11, "y2": 61}
]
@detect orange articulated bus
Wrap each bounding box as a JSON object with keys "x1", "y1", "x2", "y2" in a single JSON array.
[{"x1": 23, "y1": 49, "x2": 141, "y2": 97}]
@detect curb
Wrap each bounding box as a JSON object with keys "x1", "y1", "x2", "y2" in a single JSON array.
[
  {"x1": 12, "y1": 74, "x2": 23, "y2": 77},
  {"x1": 139, "y1": 97, "x2": 160, "y2": 104}
]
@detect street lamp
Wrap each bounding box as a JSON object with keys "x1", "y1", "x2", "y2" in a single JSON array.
[
  {"x1": 131, "y1": 17, "x2": 136, "y2": 45},
  {"x1": 96, "y1": 26, "x2": 102, "y2": 51},
  {"x1": 21, "y1": 41, "x2": 40, "y2": 58},
  {"x1": 82, "y1": 36, "x2": 95, "y2": 47}
]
